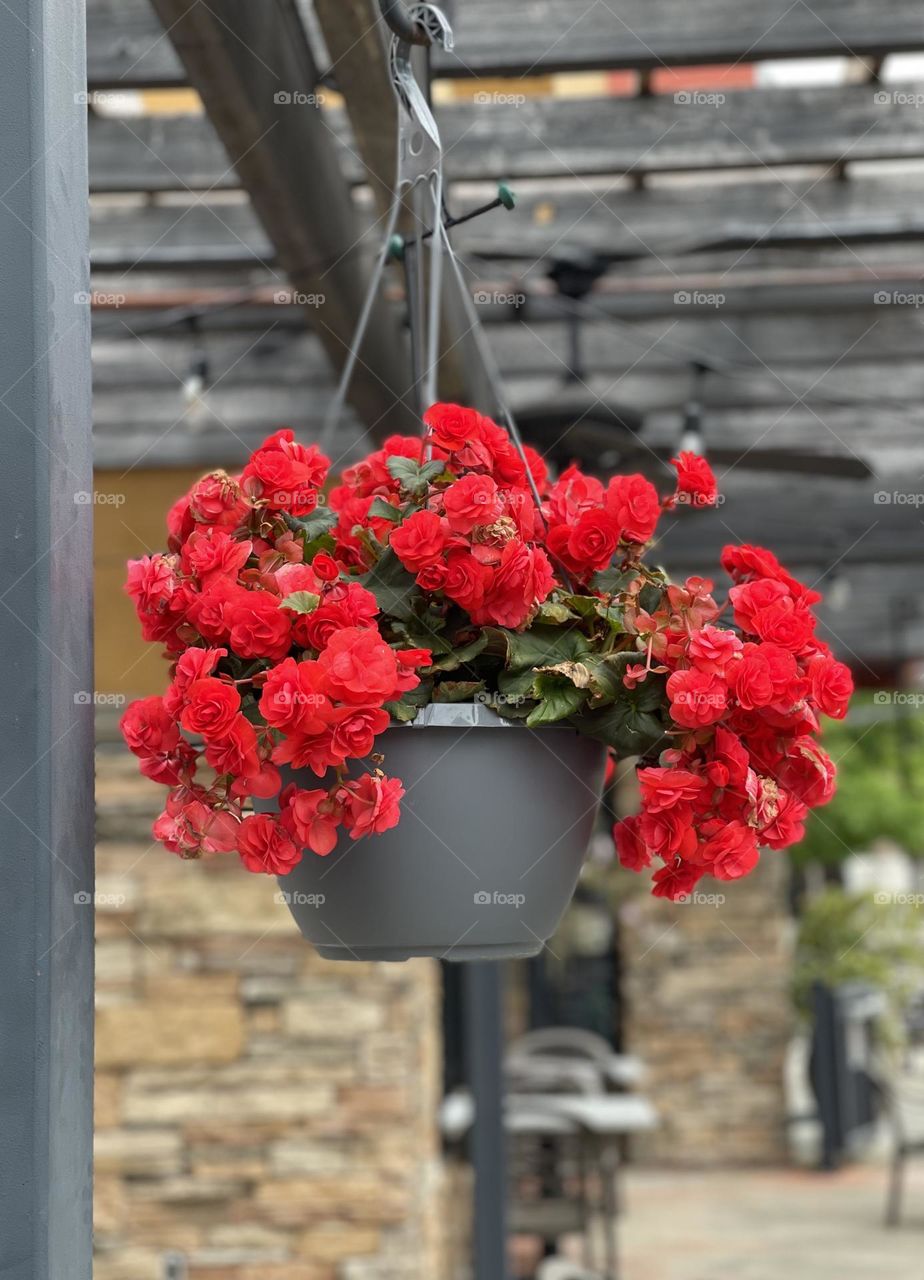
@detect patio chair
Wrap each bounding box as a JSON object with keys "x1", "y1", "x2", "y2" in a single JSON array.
[
  {"x1": 873, "y1": 1048, "x2": 924, "y2": 1226},
  {"x1": 508, "y1": 1027, "x2": 644, "y2": 1090}
]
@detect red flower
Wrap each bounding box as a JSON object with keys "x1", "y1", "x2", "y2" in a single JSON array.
[
  {"x1": 670, "y1": 452, "x2": 718, "y2": 508},
  {"x1": 807, "y1": 655, "x2": 853, "y2": 720},
  {"x1": 389, "y1": 510, "x2": 451, "y2": 573},
  {"x1": 606, "y1": 474, "x2": 660, "y2": 544},
  {"x1": 318, "y1": 627, "x2": 401, "y2": 705},
  {"x1": 758, "y1": 787, "x2": 808, "y2": 849},
  {"x1": 261, "y1": 658, "x2": 331, "y2": 735},
  {"x1": 667, "y1": 669, "x2": 728, "y2": 728},
  {"x1": 701, "y1": 822, "x2": 760, "y2": 880},
  {"x1": 120, "y1": 697, "x2": 180, "y2": 757},
  {"x1": 182, "y1": 528, "x2": 252, "y2": 584},
  {"x1": 750, "y1": 597, "x2": 816, "y2": 652},
  {"x1": 686, "y1": 625, "x2": 742, "y2": 676},
  {"x1": 226, "y1": 591, "x2": 293, "y2": 661},
  {"x1": 279, "y1": 783, "x2": 342, "y2": 856},
  {"x1": 188, "y1": 470, "x2": 249, "y2": 529},
  {"x1": 614, "y1": 815, "x2": 651, "y2": 871},
  {"x1": 443, "y1": 474, "x2": 503, "y2": 534},
  {"x1": 416, "y1": 561, "x2": 449, "y2": 592},
  {"x1": 341, "y1": 773, "x2": 405, "y2": 839},
  {"x1": 545, "y1": 464, "x2": 605, "y2": 524},
  {"x1": 204, "y1": 715, "x2": 261, "y2": 780},
  {"x1": 641, "y1": 806, "x2": 697, "y2": 860},
  {"x1": 651, "y1": 861, "x2": 704, "y2": 901},
  {"x1": 777, "y1": 737, "x2": 836, "y2": 807},
  {"x1": 424, "y1": 402, "x2": 490, "y2": 453},
  {"x1": 729, "y1": 579, "x2": 790, "y2": 634},
  {"x1": 637, "y1": 767, "x2": 707, "y2": 811},
  {"x1": 241, "y1": 428, "x2": 328, "y2": 516},
  {"x1": 567, "y1": 509, "x2": 621, "y2": 574},
  {"x1": 311, "y1": 552, "x2": 341, "y2": 582},
  {"x1": 238, "y1": 812, "x2": 302, "y2": 875},
  {"x1": 443, "y1": 550, "x2": 492, "y2": 613},
  {"x1": 180, "y1": 677, "x2": 241, "y2": 740},
  {"x1": 729, "y1": 642, "x2": 802, "y2": 711},
  {"x1": 329, "y1": 705, "x2": 390, "y2": 760},
  {"x1": 475, "y1": 542, "x2": 554, "y2": 630},
  {"x1": 126, "y1": 554, "x2": 177, "y2": 613}
]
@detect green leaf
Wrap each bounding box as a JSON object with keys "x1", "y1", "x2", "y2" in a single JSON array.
[
  {"x1": 569, "y1": 694, "x2": 668, "y2": 757},
  {"x1": 368, "y1": 497, "x2": 403, "y2": 523},
  {"x1": 590, "y1": 567, "x2": 640, "y2": 596},
  {"x1": 385, "y1": 679, "x2": 434, "y2": 722},
  {"x1": 490, "y1": 624, "x2": 590, "y2": 673},
  {"x1": 536, "y1": 600, "x2": 578, "y2": 624},
  {"x1": 303, "y1": 531, "x2": 336, "y2": 561},
  {"x1": 559, "y1": 594, "x2": 600, "y2": 619},
  {"x1": 385, "y1": 456, "x2": 449, "y2": 496},
  {"x1": 431, "y1": 632, "x2": 489, "y2": 672},
  {"x1": 526, "y1": 673, "x2": 587, "y2": 727},
  {"x1": 497, "y1": 666, "x2": 539, "y2": 702},
  {"x1": 285, "y1": 506, "x2": 338, "y2": 541},
  {"x1": 279, "y1": 590, "x2": 320, "y2": 614},
  {"x1": 639, "y1": 583, "x2": 666, "y2": 613},
  {"x1": 433, "y1": 680, "x2": 486, "y2": 703},
  {"x1": 359, "y1": 548, "x2": 419, "y2": 621}
]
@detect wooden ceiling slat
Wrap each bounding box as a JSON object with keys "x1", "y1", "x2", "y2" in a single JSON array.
[
  {"x1": 86, "y1": 0, "x2": 924, "y2": 86},
  {"x1": 89, "y1": 83, "x2": 924, "y2": 192},
  {"x1": 432, "y1": 0, "x2": 924, "y2": 76},
  {"x1": 87, "y1": 0, "x2": 184, "y2": 89}
]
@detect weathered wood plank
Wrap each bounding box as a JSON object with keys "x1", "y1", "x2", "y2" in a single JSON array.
[
  {"x1": 86, "y1": 0, "x2": 924, "y2": 84},
  {"x1": 89, "y1": 169, "x2": 924, "y2": 272},
  {"x1": 456, "y1": 173, "x2": 924, "y2": 263},
  {"x1": 87, "y1": 0, "x2": 184, "y2": 88},
  {"x1": 432, "y1": 0, "x2": 924, "y2": 76},
  {"x1": 432, "y1": 84, "x2": 924, "y2": 182},
  {"x1": 89, "y1": 83, "x2": 924, "y2": 191}
]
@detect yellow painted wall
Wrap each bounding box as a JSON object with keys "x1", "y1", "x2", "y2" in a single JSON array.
[{"x1": 95, "y1": 468, "x2": 202, "y2": 697}]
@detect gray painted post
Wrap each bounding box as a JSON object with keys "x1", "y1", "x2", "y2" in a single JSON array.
[
  {"x1": 0, "y1": 1, "x2": 94, "y2": 1277},
  {"x1": 464, "y1": 963, "x2": 509, "y2": 1280}
]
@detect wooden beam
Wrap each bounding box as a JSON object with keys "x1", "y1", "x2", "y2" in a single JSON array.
[
  {"x1": 90, "y1": 82, "x2": 924, "y2": 190},
  {"x1": 146, "y1": 0, "x2": 415, "y2": 436},
  {"x1": 432, "y1": 0, "x2": 924, "y2": 76}
]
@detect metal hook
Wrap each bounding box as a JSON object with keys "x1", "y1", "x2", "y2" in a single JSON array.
[
  {"x1": 379, "y1": 0, "x2": 430, "y2": 44},
  {"x1": 388, "y1": 4, "x2": 453, "y2": 190}
]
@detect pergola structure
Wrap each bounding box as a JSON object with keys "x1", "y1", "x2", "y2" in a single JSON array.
[
  {"x1": 3, "y1": 4, "x2": 924, "y2": 1275},
  {"x1": 85, "y1": 0, "x2": 924, "y2": 670}
]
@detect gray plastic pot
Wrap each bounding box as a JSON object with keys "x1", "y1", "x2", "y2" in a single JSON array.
[{"x1": 259, "y1": 703, "x2": 607, "y2": 963}]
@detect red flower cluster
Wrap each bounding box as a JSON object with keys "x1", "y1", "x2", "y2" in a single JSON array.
[
  {"x1": 120, "y1": 401, "x2": 841, "y2": 900},
  {"x1": 613, "y1": 545, "x2": 852, "y2": 899},
  {"x1": 121, "y1": 428, "x2": 429, "y2": 875},
  {"x1": 327, "y1": 403, "x2": 718, "y2": 611}
]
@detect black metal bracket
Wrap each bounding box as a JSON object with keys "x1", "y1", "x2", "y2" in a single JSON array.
[{"x1": 379, "y1": 0, "x2": 431, "y2": 44}]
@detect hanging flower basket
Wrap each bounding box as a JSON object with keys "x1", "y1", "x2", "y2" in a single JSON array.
[
  {"x1": 257, "y1": 703, "x2": 607, "y2": 960},
  {"x1": 120, "y1": 402, "x2": 852, "y2": 961}
]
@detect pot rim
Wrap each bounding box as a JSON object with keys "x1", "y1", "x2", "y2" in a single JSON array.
[{"x1": 395, "y1": 702, "x2": 568, "y2": 730}]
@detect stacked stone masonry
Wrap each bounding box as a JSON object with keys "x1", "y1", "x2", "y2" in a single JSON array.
[{"x1": 94, "y1": 730, "x2": 445, "y2": 1280}]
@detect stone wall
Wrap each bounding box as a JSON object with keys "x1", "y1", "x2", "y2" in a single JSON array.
[
  {"x1": 620, "y1": 853, "x2": 794, "y2": 1166},
  {"x1": 94, "y1": 726, "x2": 445, "y2": 1280}
]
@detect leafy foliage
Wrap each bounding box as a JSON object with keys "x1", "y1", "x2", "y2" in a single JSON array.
[{"x1": 793, "y1": 694, "x2": 924, "y2": 864}]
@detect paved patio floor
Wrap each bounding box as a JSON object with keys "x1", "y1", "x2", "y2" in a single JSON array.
[{"x1": 610, "y1": 1162, "x2": 924, "y2": 1280}]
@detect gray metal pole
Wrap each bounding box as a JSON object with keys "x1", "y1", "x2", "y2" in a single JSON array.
[
  {"x1": 464, "y1": 962, "x2": 509, "y2": 1280},
  {"x1": 0, "y1": 1, "x2": 94, "y2": 1277}
]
